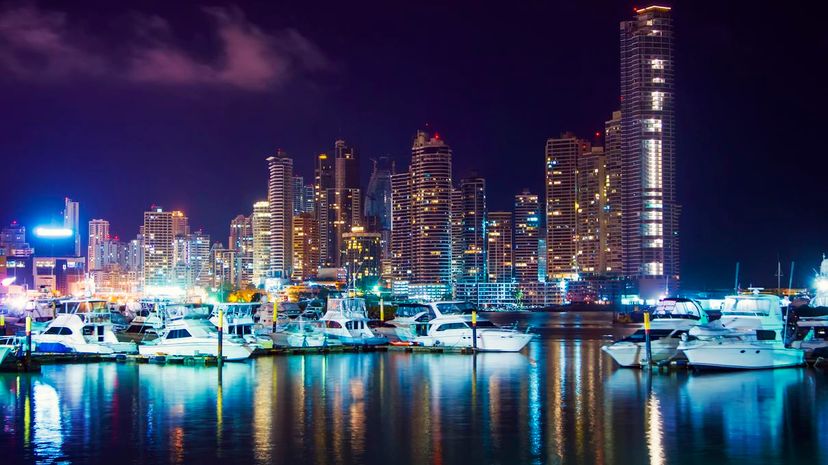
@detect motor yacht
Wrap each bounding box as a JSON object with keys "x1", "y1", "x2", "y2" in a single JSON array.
[
  {"x1": 210, "y1": 303, "x2": 273, "y2": 349},
  {"x1": 279, "y1": 318, "x2": 341, "y2": 347},
  {"x1": 0, "y1": 336, "x2": 17, "y2": 365},
  {"x1": 411, "y1": 301, "x2": 533, "y2": 352},
  {"x1": 33, "y1": 298, "x2": 137, "y2": 354},
  {"x1": 378, "y1": 302, "x2": 431, "y2": 341},
  {"x1": 138, "y1": 315, "x2": 253, "y2": 361},
  {"x1": 678, "y1": 291, "x2": 804, "y2": 369},
  {"x1": 319, "y1": 297, "x2": 387, "y2": 346},
  {"x1": 602, "y1": 297, "x2": 707, "y2": 367}
]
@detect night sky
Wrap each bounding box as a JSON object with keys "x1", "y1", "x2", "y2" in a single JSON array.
[{"x1": 1, "y1": 0, "x2": 825, "y2": 289}]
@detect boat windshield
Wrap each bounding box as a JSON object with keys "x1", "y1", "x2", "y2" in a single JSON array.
[
  {"x1": 58, "y1": 300, "x2": 108, "y2": 314},
  {"x1": 435, "y1": 302, "x2": 476, "y2": 315},
  {"x1": 722, "y1": 297, "x2": 774, "y2": 316},
  {"x1": 652, "y1": 300, "x2": 701, "y2": 319},
  {"x1": 395, "y1": 304, "x2": 429, "y2": 318}
]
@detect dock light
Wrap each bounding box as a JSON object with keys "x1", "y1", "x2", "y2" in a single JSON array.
[{"x1": 34, "y1": 227, "x2": 73, "y2": 238}]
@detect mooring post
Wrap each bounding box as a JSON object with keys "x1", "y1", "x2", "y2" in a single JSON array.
[
  {"x1": 471, "y1": 309, "x2": 478, "y2": 352},
  {"x1": 272, "y1": 301, "x2": 278, "y2": 332},
  {"x1": 643, "y1": 311, "x2": 652, "y2": 368},
  {"x1": 217, "y1": 308, "x2": 224, "y2": 367},
  {"x1": 25, "y1": 315, "x2": 32, "y2": 369},
  {"x1": 379, "y1": 296, "x2": 385, "y2": 322}
]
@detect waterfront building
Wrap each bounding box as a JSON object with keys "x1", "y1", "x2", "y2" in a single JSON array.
[
  {"x1": 189, "y1": 230, "x2": 212, "y2": 288},
  {"x1": 33, "y1": 256, "x2": 85, "y2": 295},
  {"x1": 229, "y1": 214, "x2": 254, "y2": 287},
  {"x1": 390, "y1": 171, "x2": 411, "y2": 284},
  {"x1": 545, "y1": 134, "x2": 588, "y2": 279},
  {"x1": 315, "y1": 153, "x2": 334, "y2": 265},
  {"x1": 211, "y1": 245, "x2": 235, "y2": 289},
  {"x1": 142, "y1": 206, "x2": 173, "y2": 288},
  {"x1": 342, "y1": 226, "x2": 382, "y2": 290},
  {"x1": 621, "y1": 5, "x2": 680, "y2": 295},
  {"x1": 450, "y1": 187, "x2": 464, "y2": 283},
  {"x1": 576, "y1": 146, "x2": 606, "y2": 274},
  {"x1": 87, "y1": 219, "x2": 109, "y2": 271},
  {"x1": 514, "y1": 190, "x2": 540, "y2": 283},
  {"x1": 96, "y1": 237, "x2": 127, "y2": 270},
  {"x1": 409, "y1": 130, "x2": 453, "y2": 287},
  {"x1": 486, "y1": 212, "x2": 513, "y2": 283},
  {"x1": 251, "y1": 201, "x2": 270, "y2": 286},
  {"x1": 604, "y1": 111, "x2": 624, "y2": 275},
  {"x1": 454, "y1": 281, "x2": 519, "y2": 309},
  {"x1": 364, "y1": 157, "x2": 393, "y2": 261},
  {"x1": 292, "y1": 213, "x2": 320, "y2": 281},
  {"x1": 266, "y1": 150, "x2": 294, "y2": 279},
  {"x1": 516, "y1": 281, "x2": 564, "y2": 308},
  {"x1": 127, "y1": 235, "x2": 143, "y2": 274},
  {"x1": 63, "y1": 197, "x2": 81, "y2": 257},
  {"x1": 537, "y1": 238, "x2": 548, "y2": 282},
  {"x1": 459, "y1": 176, "x2": 487, "y2": 282}
]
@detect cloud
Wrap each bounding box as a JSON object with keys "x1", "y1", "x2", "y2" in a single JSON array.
[{"x1": 0, "y1": 4, "x2": 329, "y2": 91}]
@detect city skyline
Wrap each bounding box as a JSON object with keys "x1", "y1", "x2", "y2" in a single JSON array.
[{"x1": 0, "y1": 2, "x2": 824, "y2": 289}]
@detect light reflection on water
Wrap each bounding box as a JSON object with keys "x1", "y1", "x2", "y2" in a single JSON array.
[{"x1": 1, "y1": 318, "x2": 828, "y2": 465}]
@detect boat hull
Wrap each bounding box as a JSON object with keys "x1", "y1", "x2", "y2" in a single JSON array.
[
  {"x1": 335, "y1": 335, "x2": 388, "y2": 346},
  {"x1": 0, "y1": 346, "x2": 11, "y2": 365},
  {"x1": 682, "y1": 343, "x2": 804, "y2": 369},
  {"x1": 416, "y1": 331, "x2": 533, "y2": 352},
  {"x1": 602, "y1": 340, "x2": 681, "y2": 367},
  {"x1": 138, "y1": 342, "x2": 253, "y2": 361}
]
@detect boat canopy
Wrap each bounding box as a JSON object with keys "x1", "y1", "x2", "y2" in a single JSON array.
[
  {"x1": 722, "y1": 295, "x2": 781, "y2": 317},
  {"x1": 434, "y1": 302, "x2": 476, "y2": 316},
  {"x1": 652, "y1": 298, "x2": 707, "y2": 322}
]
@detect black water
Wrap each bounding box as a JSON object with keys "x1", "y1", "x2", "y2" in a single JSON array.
[{"x1": 2, "y1": 313, "x2": 827, "y2": 465}]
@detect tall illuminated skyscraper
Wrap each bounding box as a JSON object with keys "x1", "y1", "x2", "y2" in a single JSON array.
[
  {"x1": 266, "y1": 150, "x2": 293, "y2": 279},
  {"x1": 292, "y1": 213, "x2": 320, "y2": 281},
  {"x1": 63, "y1": 197, "x2": 80, "y2": 257},
  {"x1": 409, "y1": 130, "x2": 452, "y2": 286},
  {"x1": 545, "y1": 134, "x2": 587, "y2": 279},
  {"x1": 251, "y1": 201, "x2": 270, "y2": 286},
  {"x1": 88, "y1": 219, "x2": 110, "y2": 271},
  {"x1": 604, "y1": 110, "x2": 624, "y2": 275},
  {"x1": 575, "y1": 146, "x2": 606, "y2": 274},
  {"x1": 514, "y1": 190, "x2": 540, "y2": 283},
  {"x1": 621, "y1": 5, "x2": 679, "y2": 294},
  {"x1": 459, "y1": 176, "x2": 487, "y2": 282},
  {"x1": 142, "y1": 206, "x2": 173, "y2": 287},
  {"x1": 486, "y1": 212, "x2": 513, "y2": 283},
  {"x1": 390, "y1": 171, "x2": 411, "y2": 283}
]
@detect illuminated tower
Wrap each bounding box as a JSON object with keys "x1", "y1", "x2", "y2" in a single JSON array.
[
  {"x1": 63, "y1": 197, "x2": 80, "y2": 257},
  {"x1": 459, "y1": 176, "x2": 487, "y2": 282},
  {"x1": 292, "y1": 213, "x2": 320, "y2": 281},
  {"x1": 88, "y1": 219, "x2": 110, "y2": 271},
  {"x1": 545, "y1": 134, "x2": 587, "y2": 279},
  {"x1": 604, "y1": 110, "x2": 624, "y2": 275},
  {"x1": 142, "y1": 206, "x2": 173, "y2": 287},
  {"x1": 486, "y1": 212, "x2": 513, "y2": 282},
  {"x1": 514, "y1": 190, "x2": 540, "y2": 283},
  {"x1": 391, "y1": 171, "x2": 411, "y2": 283},
  {"x1": 409, "y1": 130, "x2": 452, "y2": 286},
  {"x1": 266, "y1": 150, "x2": 293, "y2": 279},
  {"x1": 251, "y1": 201, "x2": 271, "y2": 286},
  {"x1": 621, "y1": 5, "x2": 679, "y2": 294},
  {"x1": 575, "y1": 146, "x2": 606, "y2": 274}
]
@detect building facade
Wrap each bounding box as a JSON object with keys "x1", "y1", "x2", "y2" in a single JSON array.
[
  {"x1": 459, "y1": 176, "x2": 487, "y2": 282},
  {"x1": 513, "y1": 190, "x2": 540, "y2": 283},
  {"x1": 87, "y1": 219, "x2": 110, "y2": 271},
  {"x1": 142, "y1": 207, "x2": 173, "y2": 288},
  {"x1": 545, "y1": 134, "x2": 587, "y2": 279},
  {"x1": 292, "y1": 213, "x2": 320, "y2": 281},
  {"x1": 266, "y1": 150, "x2": 294, "y2": 279},
  {"x1": 486, "y1": 212, "x2": 513, "y2": 283}
]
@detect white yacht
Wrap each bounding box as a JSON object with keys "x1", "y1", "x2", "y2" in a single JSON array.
[
  {"x1": 33, "y1": 299, "x2": 137, "y2": 354},
  {"x1": 210, "y1": 303, "x2": 273, "y2": 349},
  {"x1": 379, "y1": 302, "x2": 431, "y2": 341},
  {"x1": 602, "y1": 297, "x2": 707, "y2": 367},
  {"x1": 120, "y1": 299, "x2": 170, "y2": 342},
  {"x1": 138, "y1": 316, "x2": 253, "y2": 361},
  {"x1": 320, "y1": 296, "x2": 387, "y2": 346},
  {"x1": 411, "y1": 301, "x2": 533, "y2": 352},
  {"x1": 678, "y1": 292, "x2": 804, "y2": 369},
  {"x1": 279, "y1": 318, "x2": 340, "y2": 347}
]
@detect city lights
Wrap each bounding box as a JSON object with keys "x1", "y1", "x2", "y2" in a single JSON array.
[{"x1": 33, "y1": 227, "x2": 73, "y2": 238}]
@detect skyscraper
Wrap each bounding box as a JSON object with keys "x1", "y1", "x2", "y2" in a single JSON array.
[
  {"x1": 334, "y1": 139, "x2": 360, "y2": 190},
  {"x1": 620, "y1": 5, "x2": 679, "y2": 294},
  {"x1": 88, "y1": 219, "x2": 110, "y2": 271},
  {"x1": 514, "y1": 190, "x2": 540, "y2": 283},
  {"x1": 292, "y1": 176, "x2": 306, "y2": 216},
  {"x1": 409, "y1": 130, "x2": 452, "y2": 286},
  {"x1": 575, "y1": 146, "x2": 606, "y2": 274},
  {"x1": 189, "y1": 230, "x2": 212, "y2": 288},
  {"x1": 251, "y1": 201, "x2": 270, "y2": 286},
  {"x1": 292, "y1": 213, "x2": 320, "y2": 281},
  {"x1": 142, "y1": 206, "x2": 173, "y2": 288},
  {"x1": 267, "y1": 150, "x2": 294, "y2": 279},
  {"x1": 63, "y1": 197, "x2": 80, "y2": 257},
  {"x1": 545, "y1": 134, "x2": 587, "y2": 279},
  {"x1": 343, "y1": 226, "x2": 382, "y2": 289},
  {"x1": 171, "y1": 211, "x2": 189, "y2": 237},
  {"x1": 450, "y1": 187, "x2": 464, "y2": 283},
  {"x1": 604, "y1": 110, "x2": 624, "y2": 275},
  {"x1": 390, "y1": 171, "x2": 411, "y2": 283},
  {"x1": 364, "y1": 157, "x2": 393, "y2": 264},
  {"x1": 229, "y1": 214, "x2": 254, "y2": 287},
  {"x1": 486, "y1": 212, "x2": 513, "y2": 282},
  {"x1": 459, "y1": 176, "x2": 487, "y2": 282}
]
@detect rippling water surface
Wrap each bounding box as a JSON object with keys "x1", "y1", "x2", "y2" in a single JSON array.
[{"x1": 2, "y1": 312, "x2": 827, "y2": 465}]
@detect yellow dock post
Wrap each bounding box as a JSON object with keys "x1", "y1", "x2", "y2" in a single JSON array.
[
  {"x1": 643, "y1": 312, "x2": 652, "y2": 367},
  {"x1": 25, "y1": 315, "x2": 32, "y2": 368},
  {"x1": 471, "y1": 310, "x2": 478, "y2": 351},
  {"x1": 217, "y1": 309, "x2": 224, "y2": 367}
]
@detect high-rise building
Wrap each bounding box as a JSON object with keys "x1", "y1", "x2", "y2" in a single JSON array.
[
  {"x1": 266, "y1": 150, "x2": 293, "y2": 279},
  {"x1": 514, "y1": 190, "x2": 540, "y2": 283},
  {"x1": 0, "y1": 221, "x2": 30, "y2": 256},
  {"x1": 211, "y1": 245, "x2": 235, "y2": 289},
  {"x1": 171, "y1": 211, "x2": 189, "y2": 237},
  {"x1": 127, "y1": 234, "x2": 143, "y2": 273},
  {"x1": 621, "y1": 5, "x2": 679, "y2": 294},
  {"x1": 545, "y1": 134, "x2": 588, "y2": 279},
  {"x1": 87, "y1": 219, "x2": 109, "y2": 271},
  {"x1": 303, "y1": 184, "x2": 315, "y2": 215},
  {"x1": 575, "y1": 146, "x2": 606, "y2": 274},
  {"x1": 409, "y1": 130, "x2": 452, "y2": 286},
  {"x1": 292, "y1": 176, "x2": 306, "y2": 216},
  {"x1": 142, "y1": 206, "x2": 173, "y2": 288},
  {"x1": 334, "y1": 139, "x2": 360, "y2": 190},
  {"x1": 229, "y1": 214, "x2": 254, "y2": 287},
  {"x1": 292, "y1": 213, "x2": 320, "y2": 281},
  {"x1": 450, "y1": 187, "x2": 464, "y2": 283},
  {"x1": 364, "y1": 157, "x2": 393, "y2": 263},
  {"x1": 251, "y1": 201, "x2": 270, "y2": 286},
  {"x1": 459, "y1": 176, "x2": 487, "y2": 282},
  {"x1": 63, "y1": 197, "x2": 81, "y2": 257},
  {"x1": 486, "y1": 212, "x2": 513, "y2": 283},
  {"x1": 604, "y1": 111, "x2": 624, "y2": 275},
  {"x1": 331, "y1": 188, "x2": 361, "y2": 267},
  {"x1": 390, "y1": 171, "x2": 411, "y2": 283},
  {"x1": 343, "y1": 226, "x2": 382, "y2": 289},
  {"x1": 189, "y1": 230, "x2": 212, "y2": 288}
]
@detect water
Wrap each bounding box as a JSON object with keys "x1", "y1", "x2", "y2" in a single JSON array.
[{"x1": 2, "y1": 313, "x2": 827, "y2": 465}]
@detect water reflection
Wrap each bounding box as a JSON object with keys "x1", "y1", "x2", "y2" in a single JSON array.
[{"x1": 1, "y1": 336, "x2": 828, "y2": 465}]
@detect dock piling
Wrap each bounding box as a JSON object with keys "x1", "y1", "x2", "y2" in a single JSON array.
[
  {"x1": 643, "y1": 311, "x2": 652, "y2": 368},
  {"x1": 25, "y1": 315, "x2": 32, "y2": 369},
  {"x1": 471, "y1": 310, "x2": 478, "y2": 352},
  {"x1": 217, "y1": 309, "x2": 224, "y2": 367}
]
